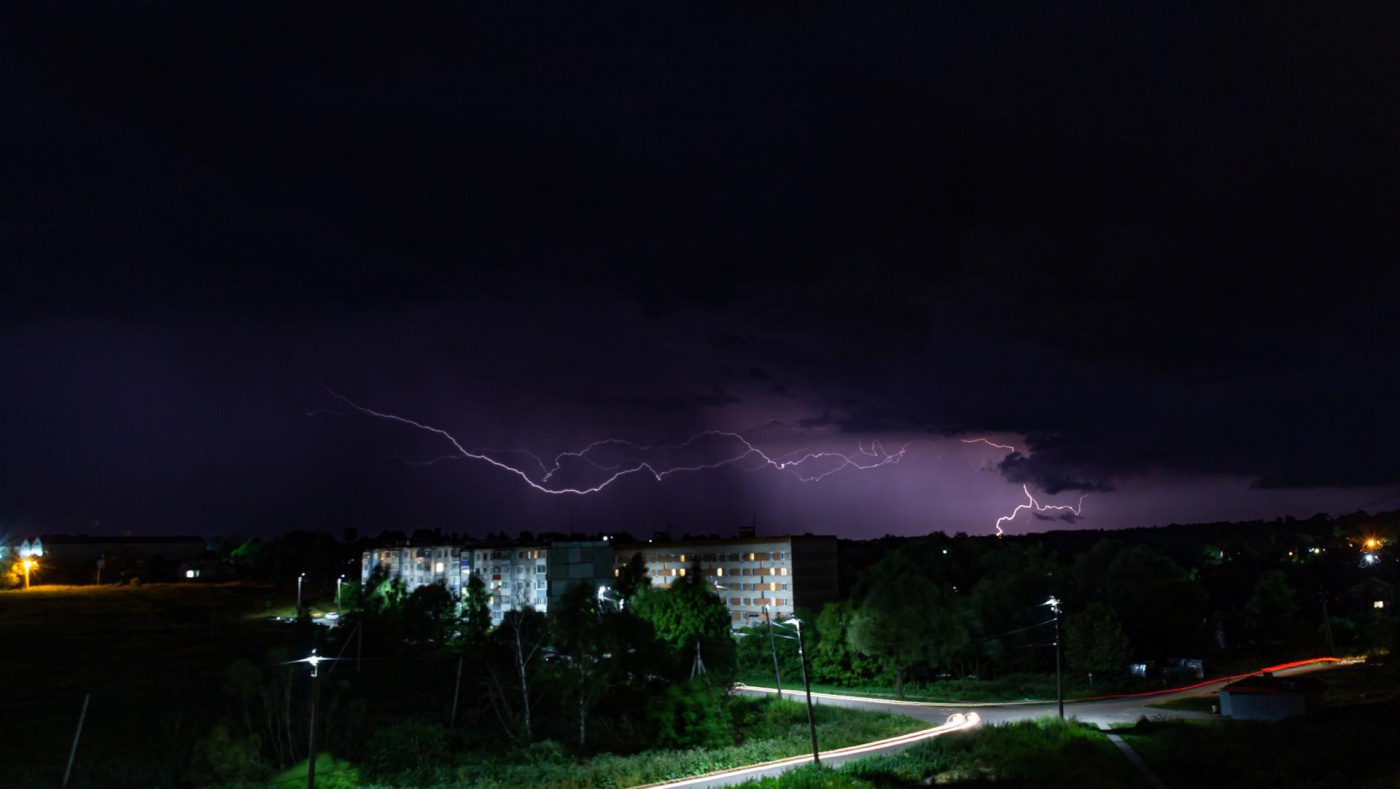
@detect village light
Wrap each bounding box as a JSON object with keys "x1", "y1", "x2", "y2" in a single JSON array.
[{"x1": 21, "y1": 557, "x2": 37, "y2": 589}]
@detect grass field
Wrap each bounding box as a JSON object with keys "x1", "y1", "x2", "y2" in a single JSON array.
[{"x1": 0, "y1": 583, "x2": 316, "y2": 787}]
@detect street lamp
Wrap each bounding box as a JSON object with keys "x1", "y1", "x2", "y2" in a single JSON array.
[
  {"x1": 336, "y1": 575, "x2": 344, "y2": 619},
  {"x1": 761, "y1": 604, "x2": 783, "y2": 697},
  {"x1": 776, "y1": 616, "x2": 818, "y2": 765},
  {"x1": 297, "y1": 573, "x2": 305, "y2": 615},
  {"x1": 1045, "y1": 596, "x2": 1063, "y2": 719},
  {"x1": 21, "y1": 557, "x2": 37, "y2": 590},
  {"x1": 283, "y1": 649, "x2": 326, "y2": 789}
]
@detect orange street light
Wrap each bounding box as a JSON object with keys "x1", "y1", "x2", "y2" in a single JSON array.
[{"x1": 21, "y1": 557, "x2": 37, "y2": 590}]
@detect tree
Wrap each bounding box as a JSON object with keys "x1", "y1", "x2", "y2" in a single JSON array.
[
  {"x1": 1065, "y1": 602, "x2": 1130, "y2": 683},
  {"x1": 613, "y1": 551, "x2": 651, "y2": 604},
  {"x1": 849, "y1": 570, "x2": 965, "y2": 698},
  {"x1": 484, "y1": 608, "x2": 549, "y2": 743},
  {"x1": 403, "y1": 581, "x2": 455, "y2": 645},
  {"x1": 456, "y1": 573, "x2": 492, "y2": 650},
  {"x1": 811, "y1": 601, "x2": 879, "y2": 685},
  {"x1": 550, "y1": 583, "x2": 617, "y2": 750},
  {"x1": 1247, "y1": 569, "x2": 1302, "y2": 649},
  {"x1": 632, "y1": 559, "x2": 735, "y2": 681}
]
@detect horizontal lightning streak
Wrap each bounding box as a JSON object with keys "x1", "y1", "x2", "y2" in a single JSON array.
[
  {"x1": 961, "y1": 437, "x2": 1018, "y2": 453},
  {"x1": 331, "y1": 392, "x2": 907, "y2": 495}
]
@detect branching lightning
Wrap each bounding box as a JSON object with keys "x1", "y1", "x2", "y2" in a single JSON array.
[
  {"x1": 962, "y1": 436, "x2": 1089, "y2": 536},
  {"x1": 330, "y1": 392, "x2": 907, "y2": 494},
  {"x1": 993, "y1": 484, "x2": 1088, "y2": 537}
]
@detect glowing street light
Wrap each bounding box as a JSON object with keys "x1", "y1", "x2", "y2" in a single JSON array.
[
  {"x1": 776, "y1": 616, "x2": 818, "y2": 765},
  {"x1": 281, "y1": 649, "x2": 338, "y2": 789},
  {"x1": 21, "y1": 557, "x2": 37, "y2": 590},
  {"x1": 297, "y1": 573, "x2": 306, "y2": 615},
  {"x1": 1045, "y1": 596, "x2": 1063, "y2": 719},
  {"x1": 336, "y1": 575, "x2": 344, "y2": 619}
]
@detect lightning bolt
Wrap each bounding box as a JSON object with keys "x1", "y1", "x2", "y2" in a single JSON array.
[
  {"x1": 960, "y1": 437, "x2": 1019, "y2": 453},
  {"x1": 329, "y1": 392, "x2": 907, "y2": 494},
  {"x1": 993, "y1": 484, "x2": 1087, "y2": 537}
]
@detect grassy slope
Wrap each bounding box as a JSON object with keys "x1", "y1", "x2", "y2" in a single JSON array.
[
  {"x1": 0, "y1": 584, "x2": 301, "y2": 787},
  {"x1": 1122, "y1": 663, "x2": 1400, "y2": 789}
]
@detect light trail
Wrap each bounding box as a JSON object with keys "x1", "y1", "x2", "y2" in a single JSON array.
[
  {"x1": 992, "y1": 484, "x2": 1088, "y2": 537},
  {"x1": 330, "y1": 392, "x2": 907, "y2": 495}
]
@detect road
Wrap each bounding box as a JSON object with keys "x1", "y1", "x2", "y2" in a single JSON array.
[{"x1": 648, "y1": 660, "x2": 1349, "y2": 788}]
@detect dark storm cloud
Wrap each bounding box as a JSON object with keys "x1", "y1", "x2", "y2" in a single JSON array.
[{"x1": 3, "y1": 4, "x2": 1399, "y2": 536}]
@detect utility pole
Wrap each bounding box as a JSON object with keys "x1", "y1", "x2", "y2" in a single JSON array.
[
  {"x1": 763, "y1": 604, "x2": 783, "y2": 697},
  {"x1": 787, "y1": 618, "x2": 819, "y2": 765},
  {"x1": 306, "y1": 651, "x2": 322, "y2": 789},
  {"x1": 62, "y1": 693, "x2": 90, "y2": 787},
  {"x1": 1047, "y1": 596, "x2": 1064, "y2": 720}
]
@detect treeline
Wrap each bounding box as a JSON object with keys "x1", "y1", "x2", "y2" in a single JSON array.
[
  {"x1": 739, "y1": 510, "x2": 1399, "y2": 698},
  {"x1": 186, "y1": 561, "x2": 745, "y2": 786}
]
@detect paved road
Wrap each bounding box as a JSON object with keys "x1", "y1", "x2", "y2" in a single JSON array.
[
  {"x1": 670, "y1": 660, "x2": 1350, "y2": 788},
  {"x1": 741, "y1": 659, "x2": 1345, "y2": 728}
]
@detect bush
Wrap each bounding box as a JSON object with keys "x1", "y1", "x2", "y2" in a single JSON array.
[{"x1": 362, "y1": 717, "x2": 451, "y2": 782}]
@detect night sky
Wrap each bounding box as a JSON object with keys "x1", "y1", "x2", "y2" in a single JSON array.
[{"x1": 4, "y1": 5, "x2": 1399, "y2": 541}]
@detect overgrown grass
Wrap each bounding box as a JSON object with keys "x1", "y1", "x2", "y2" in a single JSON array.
[
  {"x1": 1146, "y1": 693, "x2": 1217, "y2": 712},
  {"x1": 1120, "y1": 703, "x2": 1400, "y2": 789},
  {"x1": 362, "y1": 698, "x2": 928, "y2": 788},
  {"x1": 1121, "y1": 662, "x2": 1400, "y2": 789},
  {"x1": 732, "y1": 717, "x2": 1146, "y2": 788}
]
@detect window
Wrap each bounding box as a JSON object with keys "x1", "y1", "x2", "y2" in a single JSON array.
[
  {"x1": 537, "y1": 565, "x2": 546, "y2": 574},
  {"x1": 435, "y1": 562, "x2": 444, "y2": 572},
  {"x1": 782, "y1": 583, "x2": 789, "y2": 590},
  {"x1": 716, "y1": 567, "x2": 724, "y2": 576},
  {"x1": 537, "y1": 579, "x2": 547, "y2": 589},
  {"x1": 743, "y1": 598, "x2": 751, "y2": 605}
]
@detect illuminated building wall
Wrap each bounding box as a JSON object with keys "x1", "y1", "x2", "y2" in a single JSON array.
[{"x1": 609, "y1": 535, "x2": 839, "y2": 627}]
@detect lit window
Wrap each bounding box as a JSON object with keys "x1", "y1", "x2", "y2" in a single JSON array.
[
  {"x1": 435, "y1": 562, "x2": 444, "y2": 572},
  {"x1": 614, "y1": 568, "x2": 620, "y2": 577},
  {"x1": 185, "y1": 569, "x2": 196, "y2": 578},
  {"x1": 1376, "y1": 600, "x2": 1387, "y2": 609},
  {"x1": 679, "y1": 568, "x2": 687, "y2": 577},
  {"x1": 716, "y1": 567, "x2": 724, "y2": 576},
  {"x1": 680, "y1": 554, "x2": 687, "y2": 562}
]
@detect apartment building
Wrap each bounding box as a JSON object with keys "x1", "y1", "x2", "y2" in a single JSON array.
[
  {"x1": 362, "y1": 534, "x2": 838, "y2": 629},
  {"x1": 360, "y1": 545, "x2": 470, "y2": 596},
  {"x1": 609, "y1": 535, "x2": 839, "y2": 627}
]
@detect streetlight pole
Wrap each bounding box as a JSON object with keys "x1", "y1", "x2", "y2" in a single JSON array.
[
  {"x1": 1047, "y1": 596, "x2": 1064, "y2": 719},
  {"x1": 762, "y1": 604, "x2": 783, "y2": 697},
  {"x1": 297, "y1": 573, "x2": 305, "y2": 616},
  {"x1": 22, "y1": 557, "x2": 35, "y2": 590},
  {"x1": 785, "y1": 617, "x2": 819, "y2": 766},
  {"x1": 336, "y1": 576, "x2": 344, "y2": 619},
  {"x1": 305, "y1": 650, "x2": 321, "y2": 789}
]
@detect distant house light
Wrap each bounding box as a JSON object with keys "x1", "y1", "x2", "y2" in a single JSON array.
[
  {"x1": 1376, "y1": 600, "x2": 1386, "y2": 609},
  {"x1": 185, "y1": 569, "x2": 197, "y2": 579}
]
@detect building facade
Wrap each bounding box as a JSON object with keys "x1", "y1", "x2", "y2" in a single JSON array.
[
  {"x1": 609, "y1": 535, "x2": 839, "y2": 626},
  {"x1": 362, "y1": 534, "x2": 838, "y2": 629}
]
